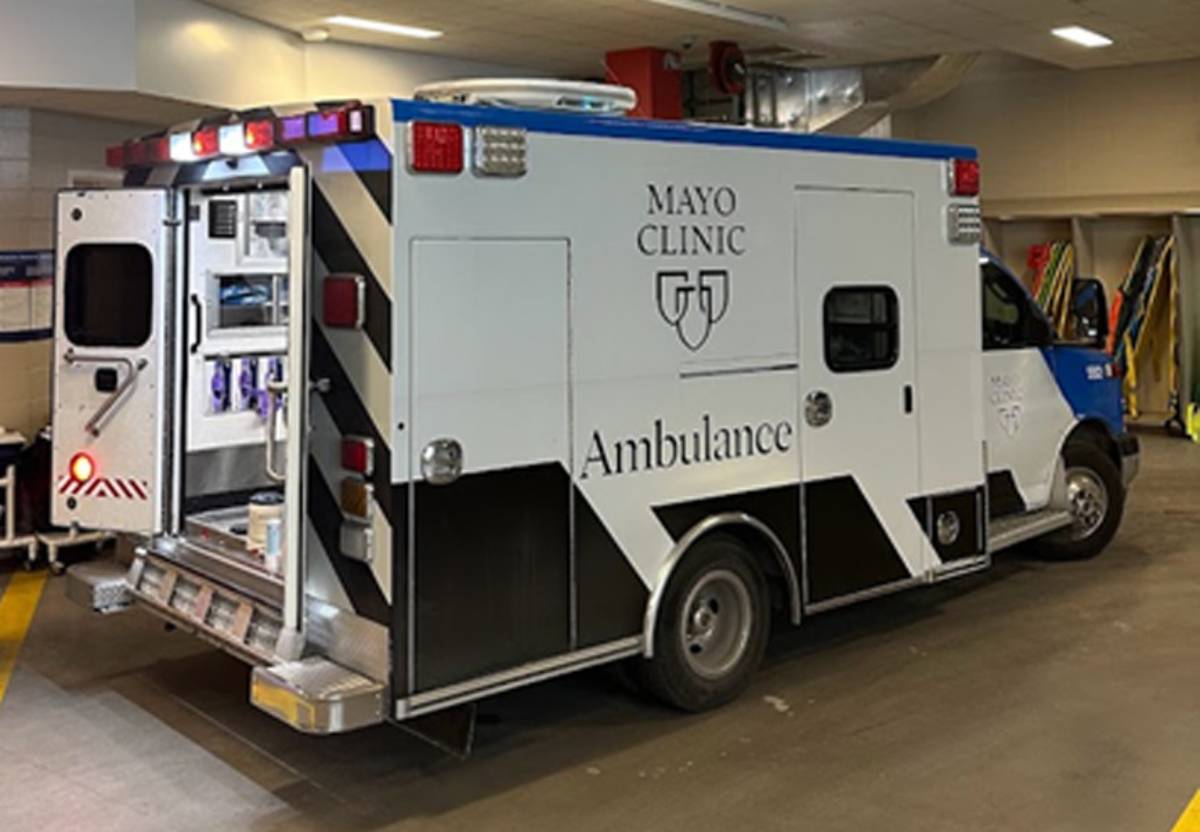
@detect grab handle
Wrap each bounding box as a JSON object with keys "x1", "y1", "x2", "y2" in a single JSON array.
[
  {"x1": 263, "y1": 379, "x2": 288, "y2": 483},
  {"x1": 64, "y1": 349, "x2": 148, "y2": 437},
  {"x1": 189, "y1": 294, "x2": 203, "y2": 355}
]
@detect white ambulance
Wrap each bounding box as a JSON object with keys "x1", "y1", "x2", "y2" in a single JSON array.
[{"x1": 54, "y1": 80, "x2": 1138, "y2": 752}]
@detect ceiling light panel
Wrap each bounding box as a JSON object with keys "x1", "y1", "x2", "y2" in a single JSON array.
[
  {"x1": 325, "y1": 15, "x2": 442, "y2": 40},
  {"x1": 1051, "y1": 25, "x2": 1114, "y2": 48}
]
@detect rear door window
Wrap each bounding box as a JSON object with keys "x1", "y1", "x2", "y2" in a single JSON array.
[{"x1": 64, "y1": 243, "x2": 153, "y2": 347}]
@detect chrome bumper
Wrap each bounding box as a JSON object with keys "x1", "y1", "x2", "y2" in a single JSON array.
[{"x1": 1118, "y1": 433, "x2": 1140, "y2": 487}]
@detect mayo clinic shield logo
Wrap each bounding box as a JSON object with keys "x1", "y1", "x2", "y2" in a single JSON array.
[
  {"x1": 989, "y1": 373, "x2": 1024, "y2": 438},
  {"x1": 656, "y1": 269, "x2": 730, "y2": 351}
]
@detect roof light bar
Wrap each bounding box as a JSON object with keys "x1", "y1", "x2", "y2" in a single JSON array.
[
  {"x1": 106, "y1": 104, "x2": 376, "y2": 170},
  {"x1": 1051, "y1": 25, "x2": 1113, "y2": 48},
  {"x1": 325, "y1": 14, "x2": 442, "y2": 39}
]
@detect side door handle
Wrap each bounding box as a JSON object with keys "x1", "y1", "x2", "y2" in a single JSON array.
[{"x1": 904, "y1": 384, "x2": 914, "y2": 415}]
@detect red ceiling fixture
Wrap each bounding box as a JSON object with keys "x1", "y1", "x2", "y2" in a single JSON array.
[{"x1": 709, "y1": 40, "x2": 747, "y2": 96}]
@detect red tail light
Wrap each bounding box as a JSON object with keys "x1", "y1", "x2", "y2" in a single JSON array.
[
  {"x1": 323, "y1": 274, "x2": 365, "y2": 329},
  {"x1": 408, "y1": 121, "x2": 463, "y2": 173},
  {"x1": 341, "y1": 436, "x2": 375, "y2": 476},
  {"x1": 950, "y1": 158, "x2": 980, "y2": 197}
]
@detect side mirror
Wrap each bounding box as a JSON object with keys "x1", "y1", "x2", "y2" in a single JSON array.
[{"x1": 1070, "y1": 277, "x2": 1109, "y2": 348}]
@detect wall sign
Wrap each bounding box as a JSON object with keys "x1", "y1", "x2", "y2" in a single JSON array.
[{"x1": 0, "y1": 250, "x2": 53, "y2": 342}]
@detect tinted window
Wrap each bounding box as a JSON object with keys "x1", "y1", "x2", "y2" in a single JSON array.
[
  {"x1": 64, "y1": 244, "x2": 153, "y2": 347},
  {"x1": 824, "y1": 286, "x2": 899, "y2": 372}
]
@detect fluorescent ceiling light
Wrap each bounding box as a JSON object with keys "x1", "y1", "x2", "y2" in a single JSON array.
[
  {"x1": 643, "y1": 0, "x2": 789, "y2": 33},
  {"x1": 1051, "y1": 25, "x2": 1113, "y2": 48},
  {"x1": 325, "y1": 15, "x2": 442, "y2": 40}
]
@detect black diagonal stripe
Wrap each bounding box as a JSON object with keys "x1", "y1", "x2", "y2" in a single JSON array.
[
  {"x1": 310, "y1": 325, "x2": 393, "y2": 527},
  {"x1": 338, "y1": 139, "x2": 393, "y2": 223},
  {"x1": 311, "y1": 184, "x2": 392, "y2": 371},
  {"x1": 308, "y1": 456, "x2": 389, "y2": 625}
]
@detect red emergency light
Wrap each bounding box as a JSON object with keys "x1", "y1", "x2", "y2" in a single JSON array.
[
  {"x1": 950, "y1": 158, "x2": 980, "y2": 197},
  {"x1": 192, "y1": 127, "x2": 220, "y2": 159},
  {"x1": 244, "y1": 119, "x2": 275, "y2": 151},
  {"x1": 408, "y1": 121, "x2": 463, "y2": 173}
]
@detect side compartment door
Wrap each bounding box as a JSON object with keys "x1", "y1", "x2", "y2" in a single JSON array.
[
  {"x1": 410, "y1": 239, "x2": 571, "y2": 693},
  {"x1": 795, "y1": 188, "x2": 924, "y2": 604},
  {"x1": 53, "y1": 189, "x2": 176, "y2": 534}
]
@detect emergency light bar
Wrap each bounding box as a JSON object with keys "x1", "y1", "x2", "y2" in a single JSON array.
[{"x1": 105, "y1": 104, "x2": 375, "y2": 169}]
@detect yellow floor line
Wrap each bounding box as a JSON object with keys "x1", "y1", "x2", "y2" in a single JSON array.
[
  {"x1": 1172, "y1": 791, "x2": 1200, "y2": 832},
  {"x1": 0, "y1": 569, "x2": 48, "y2": 707}
]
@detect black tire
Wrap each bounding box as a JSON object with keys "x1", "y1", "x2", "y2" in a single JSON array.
[
  {"x1": 1035, "y1": 440, "x2": 1125, "y2": 561},
  {"x1": 634, "y1": 534, "x2": 770, "y2": 712}
]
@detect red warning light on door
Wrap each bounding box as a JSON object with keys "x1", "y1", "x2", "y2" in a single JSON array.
[{"x1": 69, "y1": 452, "x2": 95, "y2": 483}]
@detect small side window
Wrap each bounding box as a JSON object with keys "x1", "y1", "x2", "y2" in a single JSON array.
[
  {"x1": 824, "y1": 286, "x2": 899, "y2": 373},
  {"x1": 64, "y1": 243, "x2": 153, "y2": 347}
]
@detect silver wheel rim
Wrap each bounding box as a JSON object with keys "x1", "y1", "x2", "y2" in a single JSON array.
[
  {"x1": 1065, "y1": 466, "x2": 1109, "y2": 541},
  {"x1": 679, "y1": 569, "x2": 753, "y2": 680}
]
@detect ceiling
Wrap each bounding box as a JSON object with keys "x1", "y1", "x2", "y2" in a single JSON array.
[{"x1": 203, "y1": 0, "x2": 1200, "y2": 75}]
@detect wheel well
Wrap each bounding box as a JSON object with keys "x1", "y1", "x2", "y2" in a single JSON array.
[
  {"x1": 718, "y1": 524, "x2": 792, "y2": 615},
  {"x1": 1066, "y1": 419, "x2": 1120, "y2": 468},
  {"x1": 643, "y1": 513, "x2": 801, "y2": 658}
]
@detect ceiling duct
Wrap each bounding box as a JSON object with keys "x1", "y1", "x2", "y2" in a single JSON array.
[{"x1": 686, "y1": 52, "x2": 978, "y2": 135}]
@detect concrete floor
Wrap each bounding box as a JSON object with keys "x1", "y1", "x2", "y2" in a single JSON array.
[{"x1": 1, "y1": 431, "x2": 1199, "y2": 831}]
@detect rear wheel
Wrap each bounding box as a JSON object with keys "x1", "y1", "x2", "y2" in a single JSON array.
[
  {"x1": 1036, "y1": 440, "x2": 1125, "y2": 560},
  {"x1": 635, "y1": 534, "x2": 769, "y2": 712}
]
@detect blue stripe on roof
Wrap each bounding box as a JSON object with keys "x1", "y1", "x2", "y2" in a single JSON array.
[{"x1": 391, "y1": 98, "x2": 976, "y2": 162}]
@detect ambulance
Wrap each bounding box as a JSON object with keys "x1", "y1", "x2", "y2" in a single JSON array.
[{"x1": 54, "y1": 80, "x2": 1138, "y2": 752}]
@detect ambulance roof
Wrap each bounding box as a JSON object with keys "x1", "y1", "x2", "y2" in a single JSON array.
[{"x1": 390, "y1": 98, "x2": 977, "y2": 163}]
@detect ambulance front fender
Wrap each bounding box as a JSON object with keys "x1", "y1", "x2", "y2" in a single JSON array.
[{"x1": 642, "y1": 512, "x2": 801, "y2": 659}]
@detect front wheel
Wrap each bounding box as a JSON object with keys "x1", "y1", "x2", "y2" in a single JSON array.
[
  {"x1": 1036, "y1": 440, "x2": 1125, "y2": 560},
  {"x1": 634, "y1": 534, "x2": 770, "y2": 712}
]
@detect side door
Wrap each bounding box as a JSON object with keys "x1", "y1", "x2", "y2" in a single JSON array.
[
  {"x1": 53, "y1": 189, "x2": 177, "y2": 534},
  {"x1": 795, "y1": 188, "x2": 924, "y2": 605},
  {"x1": 409, "y1": 239, "x2": 571, "y2": 693}
]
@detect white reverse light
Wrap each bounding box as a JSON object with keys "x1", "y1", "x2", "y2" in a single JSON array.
[
  {"x1": 1052, "y1": 25, "x2": 1113, "y2": 48},
  {"x1": 325, "y1": 15, "x2": 442, "y2": 40}
]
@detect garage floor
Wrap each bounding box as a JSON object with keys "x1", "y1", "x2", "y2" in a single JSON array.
[{"x1": 1, "y1": 430, "x2": 1198, "y2": 831}]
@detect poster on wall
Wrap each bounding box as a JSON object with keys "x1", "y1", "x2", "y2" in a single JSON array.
[{"x1": 0, "y1": 250, "x2": 53, "y2": 342}]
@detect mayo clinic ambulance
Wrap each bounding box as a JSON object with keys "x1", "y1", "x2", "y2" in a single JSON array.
[{"x1": 53, "y1": 80, "x2": 1138, "y2": 751}]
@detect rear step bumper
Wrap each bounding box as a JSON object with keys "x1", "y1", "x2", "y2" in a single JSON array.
[
  {"x1": 119, "y1": 547, "x2": 296, "y2": 665},
  {"x1": 66, "y1": 548, "x2": 387, "y2": 736},
  {"x1": 251, "y1": 658, "x2": 384, "y2": 734}
]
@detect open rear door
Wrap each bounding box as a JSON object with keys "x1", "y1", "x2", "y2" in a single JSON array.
[{"x1": 52, "y1": 189, "x2": 177, "y2": 535}]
